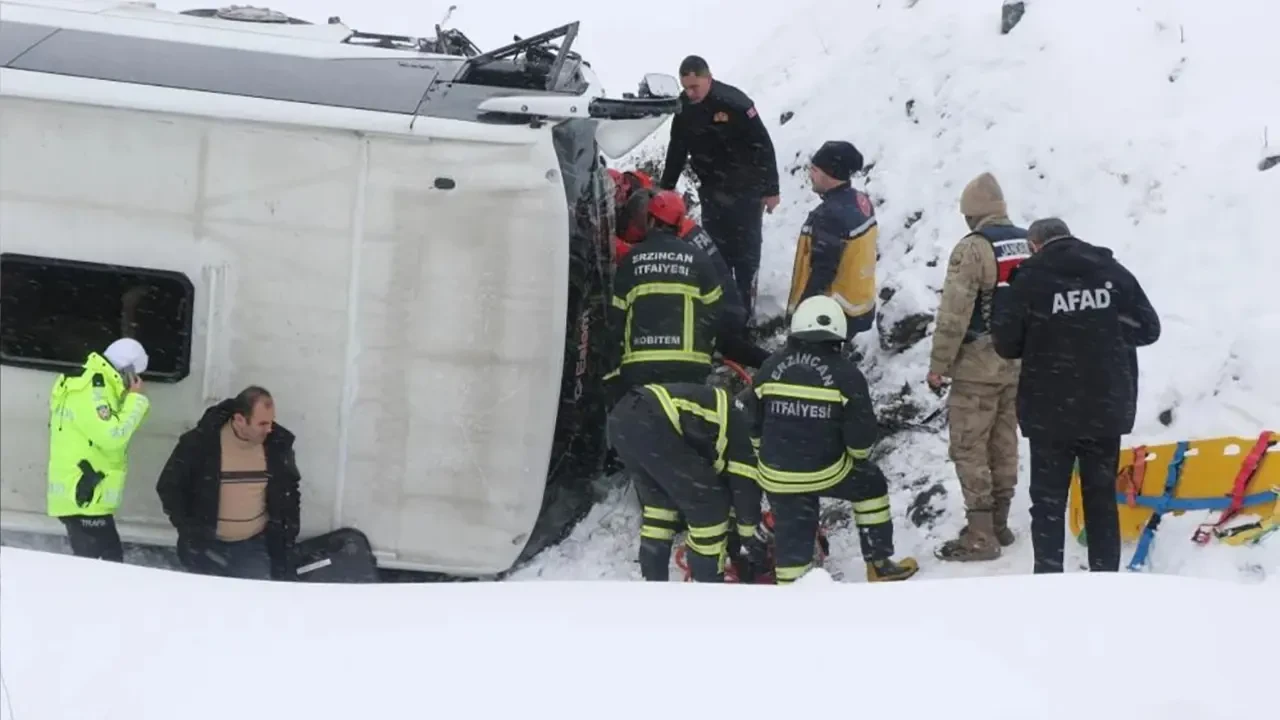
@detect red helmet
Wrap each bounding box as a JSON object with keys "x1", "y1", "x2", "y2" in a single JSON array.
[
  {"x1": 647, "y1": 190, "x2": 686, "y2": 226},
  {"x1": 624, "y1": 170, "x2": 654, "y2": 191}
]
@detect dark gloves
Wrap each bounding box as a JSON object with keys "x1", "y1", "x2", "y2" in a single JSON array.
[
  {"x1": 734, "y1": 525, "x2": 770, "y2": 583},
  {"x1": 74, "y1": 460, "x2": 103, "y2": 508}
]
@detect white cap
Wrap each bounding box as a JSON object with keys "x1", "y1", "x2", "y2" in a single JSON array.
[{"x1": 103, "y1": 338, "x2": 149, "y2": 375}]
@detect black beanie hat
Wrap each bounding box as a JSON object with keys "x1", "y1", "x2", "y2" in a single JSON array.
[{"x1": 811, "y1": 140, "x2": 864, "y2": 182}]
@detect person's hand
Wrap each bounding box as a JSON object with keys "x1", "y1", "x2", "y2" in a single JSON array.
[
  {"x1": 128, "y1": 374, "x2": 144, "y2": 394},
  {"x1": 926, "y1": 372, "x2": 948, "y2": 391},
  {"x1": 762, "y1": 195, "x2": 780, "y2": 214}
]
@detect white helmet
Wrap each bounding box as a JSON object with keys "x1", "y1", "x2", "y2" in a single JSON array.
[
  {"x1": 790, "y1": 296, "x2": 847, "y2": 342},
  {"x1": 103, "y1": 337, "x2": 149, "y2": 375}
]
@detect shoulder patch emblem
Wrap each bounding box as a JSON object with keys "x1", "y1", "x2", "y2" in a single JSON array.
[
  {"x1": 856, "y1": 192, "x2": 873, "y2": 217},
  {"x1": 745, "y1": 106, "x2": 758, "y2": 119},
  {"x1": 713, "y1": 111, "x2": 730, "y2": 123},
  {"x1": 96, "y1": 404, "x2": 112, "y2": 420}
]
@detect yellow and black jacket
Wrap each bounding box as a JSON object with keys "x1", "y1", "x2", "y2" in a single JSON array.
[
  {"x1": 787, "y1": 184, "x2": 878, "y2": 336},
  {"x1": 641, "y1": 382, "x2": 763, "y2": 533},
  {"x1": 740, "y1": 339, "x2": 879, "y2": 494},
  {"x1": 607, "y1": 229, "x2": 724, "y2": 389}
]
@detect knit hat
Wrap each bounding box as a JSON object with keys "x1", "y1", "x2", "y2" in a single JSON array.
[
  {"x1": 104, "y1": 337, "x2": 148, "y2": 375},
  {"x1": 810, "y1": 141, "x2": 864, "y2": 182},
  {"x1": 960, "y1": 172, "x2": 1007, "y2": 219}
]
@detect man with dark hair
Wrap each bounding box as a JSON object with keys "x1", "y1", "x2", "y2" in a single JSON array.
[
  {"x1": 661, "y1": 54, "x2": 780, "y2": 326},
  {"x1": 157, "y1": 386, "x2": 302, "y2": 580},
  {"x1": 992, "y1": 217, "x2": 1161, "y2": 574}
]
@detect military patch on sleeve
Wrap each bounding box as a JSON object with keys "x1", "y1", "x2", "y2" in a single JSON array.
[
  {"x1": 856, "y1": 191, "x2": 873, "y2": 217},
  {"x1": 949, "y1": 251, "x2": 964, "y2": 268},
  {"x1": 745, "y1": 106, "x2": 758, "y2": 119},
  {"x1": 96, "y1": 404, "x2": 112, "y2": 420}
]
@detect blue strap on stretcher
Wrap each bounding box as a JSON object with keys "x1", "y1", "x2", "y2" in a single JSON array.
[
  {"x1": 1115, "y1": 490, "x2": 1278, "y2": 512},
  {"x1": 1127, "y1": 440, "x2": 1189, "y2": 571}
]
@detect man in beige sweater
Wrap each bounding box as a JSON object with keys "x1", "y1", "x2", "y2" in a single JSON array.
[
  {"x1": 927, "y1": 172, "x2": 1031, "y2": 561},
  {"x1": 157, "y1": 386, "x2": 302, "y2": 580}
]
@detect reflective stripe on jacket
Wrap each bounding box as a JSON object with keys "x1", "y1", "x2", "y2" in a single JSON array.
[{"x1": 47, "y1": 352, "x2": 150, "y2": 517}]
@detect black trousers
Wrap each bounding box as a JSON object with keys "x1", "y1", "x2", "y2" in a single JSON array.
[
  {"x1": 1028, "y1": 436, "x2": 1122, "y2": 573},
  {"x1": 700, "y1": 189, "x2": 765, "y2": 326},
  {"x1": 608, "y1": 390, "x2": 731, "y2": 582},
  {"x1": 768, "y1": 461, "x2": 895, "y2": 583},
  {"x1": 60, "y1": 515, "x2": 124, "y2": 562}
]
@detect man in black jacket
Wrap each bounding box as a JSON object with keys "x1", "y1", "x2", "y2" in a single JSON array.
[
  {"x1": 156, "y1": 386, "x2": 302, "y2": 580},
  {"x1": 660, "y1": 55, "x2": 780, "y2": 326},
  {"x1": 992, "y1": 218, "x2": 1161, "y2": 573}
]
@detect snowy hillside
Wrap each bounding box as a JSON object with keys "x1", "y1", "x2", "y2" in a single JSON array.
[
  {"x1": 515, "y1": 0, "x2": 1280, "y2": 582},
  {"x1": 2, "y1": 546, "x2": 1274, "y2": 720}
]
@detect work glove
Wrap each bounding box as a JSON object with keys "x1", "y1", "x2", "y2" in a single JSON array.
[
  {"x1": 734, "y1": 526, "x2": 770, "y2": 583},
  {"x1": 74, "y1": 461, "x2": 103, "y2": 508}
]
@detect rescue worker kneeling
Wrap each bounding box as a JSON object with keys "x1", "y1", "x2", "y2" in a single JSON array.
[
  {"x1": 742, "y1": 296, "x2": 919, "y2": 584},
  {"x1": 607, "y1": 382, "x2": 763, "y2": 581},
  {"x1": 605, "y1": 190, "x2": 725, "y2": 400}
]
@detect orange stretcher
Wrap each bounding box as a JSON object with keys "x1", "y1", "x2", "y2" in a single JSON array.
[{"x1": 1068, "y1": 433, "x2": 1278, "y2": 544}]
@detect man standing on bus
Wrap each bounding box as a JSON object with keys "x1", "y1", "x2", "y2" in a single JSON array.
[
  {"x1": 660, "y1": 55, "x2": 780, "y2": 326},
  {"x1": 46, "y1": 337, "x2": 151, "y2": 562}
]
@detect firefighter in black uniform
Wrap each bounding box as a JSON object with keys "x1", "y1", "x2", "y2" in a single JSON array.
[
  {"x1": 621, "y1": 189, "x2": 771, "y2": 370},
  {"x1": 660, "y1": 55, "x2": 780, "y2": 325},
  {"x1": 605, "y1": 190, "x2": 725, "y2": 400},
  {"x1": 607, "y1": 382, "x2": 764, "y2": 582},
  {"x1": 739, "y1": 295, "x2": 920, "y2": 584}
]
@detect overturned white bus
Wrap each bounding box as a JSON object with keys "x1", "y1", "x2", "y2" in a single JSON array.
[{"x1": 0, "y1": 0, "x2": 680, "y2": 575}]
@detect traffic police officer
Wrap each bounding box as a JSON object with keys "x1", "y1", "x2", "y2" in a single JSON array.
[
  {"x1": 47, "y1": 337, "x2": 151, "y2": 562},
  {"x1": 740, "y1": 296, "x2": 919, "y2": 584}
]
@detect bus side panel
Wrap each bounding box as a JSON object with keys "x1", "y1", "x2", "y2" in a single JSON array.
[
  {"x1": 342, "y1": 131, "x2": 567, "y2": 574},
  {"x1": 0, "y1": 96, "x2": 356, "y2": 542}
]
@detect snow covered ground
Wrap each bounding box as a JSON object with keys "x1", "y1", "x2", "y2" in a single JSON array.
[
  {"x1": 1, "y1": 546, "x2": 1275, "y2": 720},
  {"x1": 2, "y1": 2, "x2": 1279, "y2": 717},
  {"x1": 514, "y1": 0, "x2": 1280, "y2": 583}
]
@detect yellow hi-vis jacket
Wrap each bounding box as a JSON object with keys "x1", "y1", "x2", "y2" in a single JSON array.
[
  {"x1": 787, "y1": 184, "x2": 878, "y2": 336},
  {"x1": 47, "y1": 352, "x2": 150, "y2": 517}
]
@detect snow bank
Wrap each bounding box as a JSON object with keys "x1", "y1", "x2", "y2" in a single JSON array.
[
  {"x1": 532, "y1": 0, "x2": 1280, "y2": 584},
  {"x1": 1, "y1": 546, "x2": 1274, "y2": 719}
]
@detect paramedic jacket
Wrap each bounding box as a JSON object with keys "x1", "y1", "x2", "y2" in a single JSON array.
[
  {"x1": 606, "y1": 228, "x2": 725, "y2": 390},
  {"x1": 787, "y1": 183, "x2": 879, "y2": 337},
  {"x1": 741, "y1": 338, "x2": 879, "y2": 494},
  {"x1": 641, "y1": 382, "x2": 764, "y2": 535}
]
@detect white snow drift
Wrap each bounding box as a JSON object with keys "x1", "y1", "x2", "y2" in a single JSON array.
[{"x1": 1, "y1": 546, "x2": 1274, "y2": 720}]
